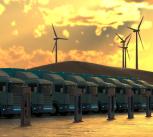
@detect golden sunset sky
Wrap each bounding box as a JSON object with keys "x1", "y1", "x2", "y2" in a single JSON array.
[{"x1": 0, "y1": 0, "x2": 153, "y2": 71}]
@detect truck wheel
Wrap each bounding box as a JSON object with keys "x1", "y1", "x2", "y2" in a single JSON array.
[
  {"x1": 60, "y1": 112, "x2": 68, "y2": 116},
  {"x1": 5, "y1": 114, "x2": 14, "y2": 119},
  {"x1": 98, "y1": 102, "x2": 102, "y2": 113},
  {"x1": 35, "y1": 113, "x2": 42, "y2": 117}
]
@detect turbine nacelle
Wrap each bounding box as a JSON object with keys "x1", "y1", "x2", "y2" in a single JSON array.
[
  {"x1": 133, "y1": 29, "x2": 140, "y2": 33},
  {"x1": 120, "y1": 46, "x2": 128, "y2": 49},
  {"x1": 116, "y1": 33, "x2": 131, "y2": 45},
  {"x1": 124, "y1": 46, "x2": 128, "y2": 49},
  {"x1": 127, "y1": 27, "x2": 139, "y2": 32},
  {"x1": 120, "y1": 40, "x2": 125, "y2": 44}
]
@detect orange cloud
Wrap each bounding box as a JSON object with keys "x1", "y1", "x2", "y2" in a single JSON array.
[
  {"x1": 0, "y1": 46, "x2": 52, "y2": 69},
  {"x1": 131, "y1": 21, "x2": 153, "y2": 30},
  {"x1": 0, "y1": 45, "x2": 152, "y2": 72},
  {"x1": 126, "y1": 0, "x2": 153, "y2": 4},
  {"x1": 34, "y1": 24, "x2": 46, "y2": 38},
  {"x1": 62, "y1": 29, "x2": 70, "y2": 38},
  {"x1": 38, "y1": 0, "x2": 153, "y2": 37},
  {"x1": 0, "y1": 46, "x2": 116, "y2": 68},
  {"x1": 70, "y1": 16, "x2": 94, "y2": 24},
  {"x1": 3, "y1": 0, "x2": 153, "y2": 37}
]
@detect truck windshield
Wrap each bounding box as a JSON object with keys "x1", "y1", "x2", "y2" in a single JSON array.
[
  {"x1": 65, "y1": 85, "x2": 76, "y2": 94},
  {"x1": 8, "y1": 83, "x2": 23, "y2": 94},
  {"x1": 98, "y1": 86, "x2": 106, "y2": 94},
  {"x1": 40, "y1": 84, "x2": 52, "y2": 95},
  {"x1": 0, "y1": 82, "x2": 6, "y2": 92},
  {"x1": 55, "y1": 85, "x2": 64, "y2": 93},
  {"x1": 119, "y1": 89, "x2": 125, "y2": 94},
  {"x1": 78, "y1": 86, "x2": 86, "y2": 93},
  {"x1": 87, "y1": 86, "x2": 97, "y2": 94},
  {"x1": 28, "y1": 83, "x2": 37, "y2": 92},
  {"x1": 116, "y1": 89, "x2": 125, "y2": 94},
  {"x1": 134, "y1": 90, "x2": 140, "y2": 95}
]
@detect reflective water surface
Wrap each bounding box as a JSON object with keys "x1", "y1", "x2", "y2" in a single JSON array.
[{"x1": 0, "y1": 113, "x2": 153, "y2": 137}]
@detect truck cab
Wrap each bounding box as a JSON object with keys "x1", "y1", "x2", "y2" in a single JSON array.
[
  {"x1": 136, "y1": 80, "x2": 153, "y2": 109},
  {"x1": 42, "y1": 73, "x2": 78, "y2": 114},
  {"x1": 104, "y1": 78, "x2": 131, "y2": 112},
  {"x1": 15, "y1": 71, "x2": 54, "y2": 115},
  {"x1": 67, "y1": 75, "x2": 98, "y2": 112},
  {"x1": 87, "y1": 77, "x2": 116, "y2": 112},
  {"x1": 121, "y1": 79, "x2": 146, "y2": 111},
  {"x1": 0, "y1": 70, "x2": 24, "y2": 116}
]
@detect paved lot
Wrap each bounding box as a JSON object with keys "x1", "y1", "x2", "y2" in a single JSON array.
[{"x1": 0, "y1": 113, "x2": 153, "y2": 137}]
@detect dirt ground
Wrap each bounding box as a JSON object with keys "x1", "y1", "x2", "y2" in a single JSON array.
[{"x1": 0, "y1": 113, "x2": 153, "y2": 137}]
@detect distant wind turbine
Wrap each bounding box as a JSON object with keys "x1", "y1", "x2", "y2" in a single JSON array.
[
  {"x1": 127, "y1": 16, "x2": 144, "y2": 70},
  {"x1": 124, "y1": 35, "x2": 131, "y2": 68},
  {"x1": 116, "y1": 33, "x2": 131, "y2": 69},
  {"x1": 52, "y1": 24, "x2": 68, "y2": 63}
]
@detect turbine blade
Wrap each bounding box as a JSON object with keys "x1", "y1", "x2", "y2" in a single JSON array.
[
  {"x1": 52, "y1": 45, "x2": 56, "y2": 53},
  {"x1": 138, "y1": 32, "x2": 144, "y2": 49},
  {"x1": 126, "y1": 49, "x2": 130, "y2": 60},
  {"x1": 58, "y1": 37, "x2": 68, "y2": 40},
  {"x1": 115, "y1": 33, "x2": 124, "y2": 41},
  {"x1": 52, "y1": 41, "x2": 57, "y2": 53},
  {"x1": 138, "y1": 16, "x2": 144, "y2": 29},
  {"x1": 52, "y1": 24, "x2": 57, "y2": 37},
  {"x1": 125, "y1": 34, "x2": 131, "y2": 42},
  {"x1": 126, "y1": 35, "x2": 131, "y2": 47},
  {"x1": 127, "y1": 27, "x2": 136, "y2": 31}
]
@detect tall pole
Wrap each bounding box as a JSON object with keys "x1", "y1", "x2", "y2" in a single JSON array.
[
  {"x1": 146, "y1": 96, "x2": 151, "y2": 117},
  {"x1": 55, "y1": 43, "x2": 58, "y2": 63},
  {"x1": 107, "y1": 88, "x2": 115, "y2": 120},
  {"x1": 136, "y1": 32, "x2": 138, "y2": 70},
  {"x1": 122, "y1": 47, "x2": 125, "y2": 69},
  {"x1": 74, "y1": 95, "x2": 83, "y2": 123},
  {"x1": 21, "y1": 86, "x2": 31, "y2": 127},
  {"x1": 125, "y1": 49, "x2": 127, "y2": 68}
]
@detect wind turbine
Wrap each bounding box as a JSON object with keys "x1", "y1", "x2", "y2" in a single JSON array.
[
  {"x1": 128, "y1": 16, "x2": 144, "y2": 70},
  {"x1": 124, "y1": 35, "x2": 131, "y2": 68},
  {"x1": 116, "y1": 33, "x2": 131, "y2": 69},
  {"x1": 52, "y1": 24, "x2": 68, "y2": 63}
]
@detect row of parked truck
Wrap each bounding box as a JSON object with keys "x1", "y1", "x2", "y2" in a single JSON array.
[{"x1": 0, "y1": 68, "x2": 153, "y2": 117}]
